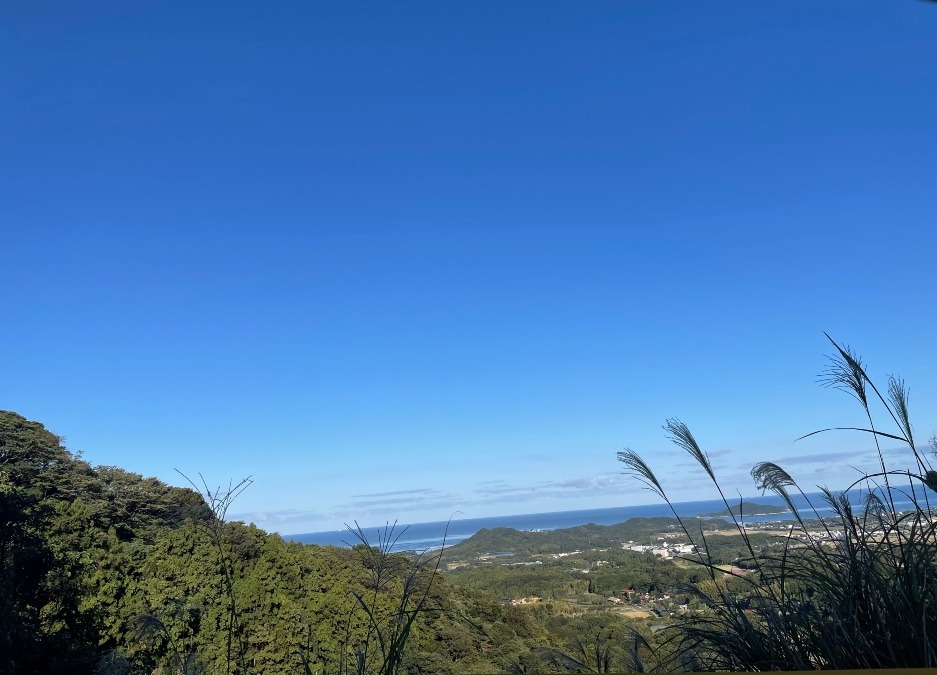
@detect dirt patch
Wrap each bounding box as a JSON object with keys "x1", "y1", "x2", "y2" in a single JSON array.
[
  {"x1": 704, "y1": 528, "x2": 814, "y2": 539},
  {"x1": 612, "y1": 608, "x2": 654, "y2": 618},
  {"x1": 715, "y1": 565, "x2": 751, "y2": 576}
]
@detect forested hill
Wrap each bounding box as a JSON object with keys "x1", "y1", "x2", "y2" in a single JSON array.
[
  {"x1": 0, "y1": 410, "x2": 211, "y2": 537},
  {"x1": 442, "y1": 517, "x2": 723, "y2": 562},
  {"x1": 1, "y1": 410, "x2": 212, "y2": 672},
  {"x1": 0, "y1": 410, "x2": 642, "y2": 674}
]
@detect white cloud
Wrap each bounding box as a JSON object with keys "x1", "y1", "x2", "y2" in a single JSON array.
[{"x1": 230, "y1": 508, "x2": 325, "y2": 527}]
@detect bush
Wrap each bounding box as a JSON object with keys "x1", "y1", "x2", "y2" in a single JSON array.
[{"x1": 619, "y1": 336, "x2": 937, "y2": 670}]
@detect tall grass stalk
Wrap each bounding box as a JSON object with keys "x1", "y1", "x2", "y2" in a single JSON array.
[
  {"x1": 177, "y1": 472, "x2": 253, "y2": 675},
  {"x1": 619, "y1": 338, "x2": 937, "y2": 670},
  {"x1": 348, "y1": 522, "x2": 446, "y2": 675},
  {"x1": 302, "y1": 522, "x2": 447, "y2": 675}
]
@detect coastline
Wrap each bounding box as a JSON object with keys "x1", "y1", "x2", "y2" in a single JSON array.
[{"x1": 284, "y1": 488, "x2": 925, "y2": 553}]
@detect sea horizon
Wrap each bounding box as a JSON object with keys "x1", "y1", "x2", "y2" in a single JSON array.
[{"x1": 284, "y1": 486, "x2": 928, "y2": 553}]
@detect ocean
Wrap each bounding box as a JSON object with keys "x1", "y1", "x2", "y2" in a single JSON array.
[{"x1": 285, "y1": 487, "x2": 929, "y2": 553}]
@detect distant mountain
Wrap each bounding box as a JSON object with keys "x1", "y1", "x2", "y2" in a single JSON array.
[{"x1": 441, "y1": 517, "x2": 722, "y2": 561}]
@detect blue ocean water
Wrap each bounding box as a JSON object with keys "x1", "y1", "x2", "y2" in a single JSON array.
[{"x1": 285, "y1": 487, "x2": 929, "y2": 553}]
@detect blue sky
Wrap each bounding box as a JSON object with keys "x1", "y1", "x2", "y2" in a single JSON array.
[{"x1": 2, "y1": 1, "x2": 934, "y2": 534}]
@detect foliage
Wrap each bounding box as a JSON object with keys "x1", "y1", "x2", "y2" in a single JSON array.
[
  {"x1": 310, "y1": 522, "x2": 446, "y2": 675},
  {"x1": 446, "y1": 550, "x2": 690, "y2": 601},
  {"x1": 9, "y1": 334, "x2": 927, "y2": 673},
  {"x1": 0, "y1": 414, "x2": 102, "y2": 673},
  {"x1": 442, "y1": 518, "x2": 722, "y2": 562},
  {"x1": 619, "y1": 336, "x2": 937, "y2": 670},
  {"x1": 175, "y1": 472, "x2": 253, "y2": 674},
  {"x1": 0, "y1": 410, "x2": 597, "y2": 673}
]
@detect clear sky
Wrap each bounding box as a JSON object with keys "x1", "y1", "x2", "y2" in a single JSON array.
[{"x1": 2, "y1": 1, "x2": 935, "y2": 534}]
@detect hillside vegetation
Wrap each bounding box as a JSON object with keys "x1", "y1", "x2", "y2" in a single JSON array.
[
  {"x1": 0, "y1": 410, "x2": 672, "y2": 674},
  {"x1": 3, "y1": 340, "x2": 934, "y2": 673},
  {"x1": 618, "y1": 337, "x2": 937, "y2": 670}
]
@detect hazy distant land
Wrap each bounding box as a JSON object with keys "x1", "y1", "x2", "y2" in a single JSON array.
[{"x1": 700, "y1": 502, "x2": 789, "y2": 517}]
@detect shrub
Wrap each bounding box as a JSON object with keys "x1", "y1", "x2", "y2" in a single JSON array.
[{"x1": 619, "y1": 336, "x2": 937, "y2": 670}]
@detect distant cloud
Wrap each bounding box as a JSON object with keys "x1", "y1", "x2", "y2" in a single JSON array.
[
  {"x1": 626, "y1": 446, "x2": 737, "y2": 481},
  {"x1": 473, "y1": 473, "x2": 631, "y2": 506},
  {"x1": 341, "y1": 487, "x2": 463, "y2": 516},
  {"x1": 763, "y1": 451, "x2": 860, "y2": 466},
  {"x1": 230, "y1": 508, "x2": 325, "y2": 526},
  {"x1": 672, "y1": 460, "x2": 712, "y2": 471},
  {"x1": 705, "y1": 448, "x2": 735, "y2": 459},
  {"x1": 235, "y1": 487, "x2": 469, "y2": 530},
  {"x1": 475, "y1": 482, "x2": 533, "y2": 497},
  {"x1": 476, "y1": 490, "x2": 555, "y2": 506},
  {"x1": 474, "y1": 445, "x2": 935, "y2": 514},
  {"x1": 351, "y1": 487, "x2": 438, "y2": 498},
  {"x1": 542, "y1": 474, "x2": 624, "y2": 490},
  {"x1": 753, "y1": 445, "x2": 921, "y2": 470},
  {"x1": 887, "y1": 445, "x2": 929, "y2": 460}
]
